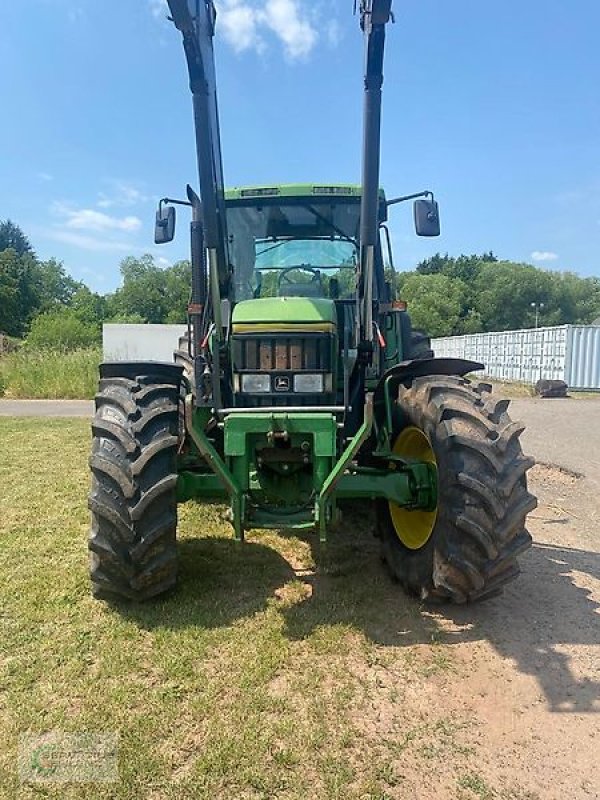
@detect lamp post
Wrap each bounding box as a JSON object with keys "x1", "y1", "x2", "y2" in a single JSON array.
[{"x1": 530, "y1": 301, "x2": 545, "y2": 329}]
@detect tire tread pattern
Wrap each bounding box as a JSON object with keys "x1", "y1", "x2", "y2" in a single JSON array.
[
  {"x1": 379, "y1": 375, "x2": 537, "y2": 603},
  {"x1": 88, "y1": 370, "x2": 180, "y2": 601}
]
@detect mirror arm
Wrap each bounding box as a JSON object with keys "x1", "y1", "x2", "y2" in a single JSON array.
[
  {"x1": 387, "y1": 190, "x2": 434, "y2": 208},
  {"x1": 159, "y1": 197, "x2": 193, "y2": 212}
]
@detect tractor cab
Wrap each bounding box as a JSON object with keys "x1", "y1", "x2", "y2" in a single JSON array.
[
  {"x1": 226, "y1": 185, "x2": 389, "y2": 411},
  {"x1": 225, "y1": 185, "x2": 373, "y2": 304}
]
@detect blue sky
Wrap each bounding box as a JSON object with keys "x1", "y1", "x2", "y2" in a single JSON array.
[{"x1": 1, "y1": 0, "x2": 599, "y2": 292}]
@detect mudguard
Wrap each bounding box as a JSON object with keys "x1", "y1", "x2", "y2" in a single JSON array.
[
  {"x1": 100, "y1": 362, "x2": 184, "y2": 383},
  {"x1": 373, "y1": 358, "x2": 484, "y2": 409}
]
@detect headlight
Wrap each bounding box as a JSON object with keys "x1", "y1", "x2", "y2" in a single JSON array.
[
  {"x1": 294, "y1": 374, "x2": 324, "y2": 393},
  {"x1": 242, "y1": 374, "x2": 271, "y2": 393}
]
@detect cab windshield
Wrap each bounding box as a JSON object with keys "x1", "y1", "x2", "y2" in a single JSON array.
[{"x1": 227, "y1": 200, "x2": 360, "y2": 301}]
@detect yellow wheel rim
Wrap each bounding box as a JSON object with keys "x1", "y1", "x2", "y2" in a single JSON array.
[{"x1": 388, "y1": 426, "x2": 438, "y2": 550}]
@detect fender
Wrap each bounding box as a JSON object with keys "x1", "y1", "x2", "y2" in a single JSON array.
[
  {"x1": 373, "y1": 357, "x2": 484, "y2": 411},
  {"x1": 100, "y1": 362, "x2": 184, "y2": 383}
]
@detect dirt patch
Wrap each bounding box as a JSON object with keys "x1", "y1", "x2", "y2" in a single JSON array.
[
  {"x1": 328, "y1": 462, "x2": 600, "y2": 799},
  {"x1": 531, "y1": 462, "x2": 583, "y2": 483}
]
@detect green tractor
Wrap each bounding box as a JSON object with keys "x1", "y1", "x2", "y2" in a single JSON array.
[{"x1": 88, "y1": 0, "x2": 536, "y2": 604}]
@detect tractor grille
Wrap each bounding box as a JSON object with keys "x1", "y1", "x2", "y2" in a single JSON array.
[
  {"x1": 233, "y1": 334, "x2": 332, "y2": 373},
  {"x1": 232, "y1": 333, "x2": 334, "y2": 407}
]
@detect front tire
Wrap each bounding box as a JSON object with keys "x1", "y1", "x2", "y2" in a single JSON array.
[
  {"x1": 88, "y1": 364, "x2": 182, "y2": 601},
  {"x1": 378, "y1": 375, "x2": 537, "y2": 603}
]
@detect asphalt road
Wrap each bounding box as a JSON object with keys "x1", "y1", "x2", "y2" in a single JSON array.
[
  {"x1": 2, "y1": 395, "x2": 600, "y2": 484},
  {"x1": 0, "y1": 399, "x2": 94, "y2": 417},
  {"x1": 511, "y1": 397, "x2": 600, "y2": 485}
]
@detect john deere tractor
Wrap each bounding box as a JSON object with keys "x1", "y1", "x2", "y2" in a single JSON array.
[{"x1": 88, "y1": 0, "x2": 536, "y2": 604}]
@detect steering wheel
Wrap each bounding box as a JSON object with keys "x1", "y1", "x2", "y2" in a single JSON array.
[{"x1": 278, "y1": 265, "x2": 322, "y2": 290}]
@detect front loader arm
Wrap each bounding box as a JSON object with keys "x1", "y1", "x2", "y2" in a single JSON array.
[
  {"x1": 167, "y1": 0, "x2": 230, "y2": 296},
  {"x1": 358, "y1": 0, "x2": 393, "y2": 345}
]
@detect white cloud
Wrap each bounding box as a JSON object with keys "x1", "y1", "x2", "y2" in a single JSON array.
[
  {"x1": 150, "y1": 1, "x2": 335, "y2": 59},
  {"x1": 149, "y1": 0, "x2": 169, "y2": 20},
  {"x1": 216, "y1": 0, "x2": 319, "y2": 59},
  {"x1": 97, "y1": 181, "x2": 149, "y2": 209},
  {"x1": 61, "y1": 208, "x2": 141, "y2": 233},
  {"x1": 46, "y1": 202, "x2": 143, "y2": 252},
  {"x1": 37, "y1": 172, "x2": 54, "y2": 182},
  {"x1": 325, "y1": 19, "x2": 342, "y2": 48},
  {"x1": 46, "y1": 230, "x2": 134, "y2": 253},
  {"x1": 219, "y1": 2, "x2": 265, "y2": 53},
  {"x1": 52, "y1": 203, "x2": 142, "y2": 233},
  {"x1": 262, "y1": 0, "x2": 317, "y2": 59},
  {"x1": 531, "y1": 251, "x2": 559, "y2": 262}
]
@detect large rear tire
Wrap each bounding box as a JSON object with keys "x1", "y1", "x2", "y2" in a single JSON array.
[
  {"x1": 377, "y1": 375, "x2": 537, "y2": 603},
  {"x1": 88, "y1": 364, "x2": 182, "y2": 601},
  {"x1": 409, "y1": 328, "x2": 434, "y2": 359},
  {"x1": 174, "y1": 331, "x2": 195, "y2": 396}
]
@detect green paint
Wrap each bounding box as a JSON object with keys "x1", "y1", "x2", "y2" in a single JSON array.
[
  {"x1": 335, "y1": 470, "x2": 413, "y2": 503},
  {"x1": 225, "y1": 183, "x2": 388, "y2": 201},
  {"x1": 224, "y1": 412, "x2": 337, "y2": 457},
  {"x1": 179, "y1": 390, "x2": 438, "y2": 538},
  {"x1": 184, "y1": 397, "x2": 245, "y2": 540},
  {"x1": 232, "y1": 296, "x2": 337, "y2": 326},
  {"x1": 317, "y1": 401, "x2": 373, "y2": 541},
  {"x1": 177, "y1": 472, "x2": 227, "y2": 502}
]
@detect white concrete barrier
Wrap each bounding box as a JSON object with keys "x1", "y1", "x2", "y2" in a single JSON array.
[{"x1": 103, "y1": 324, "x2": 187, "y2": 363}]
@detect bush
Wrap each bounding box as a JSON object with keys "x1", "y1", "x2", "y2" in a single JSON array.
[
  {"x1": 0, "y1": 348, "x2": 101, "y2": 399},
  {"x1": 26, "y1": 309, "x2": 100, "y2": 351},
  {"x1": 104, "y1": 313, "x2": 146, "y2": 325}
]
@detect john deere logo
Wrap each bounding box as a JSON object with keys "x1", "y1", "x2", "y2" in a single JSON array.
[{"x1": 274, "y1": 376, "x2": 290, "y2": 392}]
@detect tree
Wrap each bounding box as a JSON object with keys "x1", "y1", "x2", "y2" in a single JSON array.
[
  {"x1": 69, "y1": 285, "x2": 106, "y2": 327},
  {"x1": 110, "y1": 255, "x2": 191, "y2": 323},
  {"x1": 163, "y1": 260, "x2": 192, "y2": 323},
  {"x1": 473, "y1": 261, "x2": 557, "y2": 331},
  {"x1": 27, "y1": 309, "x2": 100, "y2": 351},
  {"x1": 0, "y1": 219, "x2": 34, "y2": 257},
  {"x1": 0, "y1": 250, "x2": 21, "y2": 335},
  {"x1": 0, "y1": 249, "x2": 41, "y2": 337},
  {"x1": 0, "y1": 221, "x2": 86, "y2": 336},
  {"x1": 416, "y1": 252, "x2": 497, "y2": 277},
  {"x1": 36, "y1": 258, "x2": 81, "y2": 311},
  {"x1": 397, "y1": 273, "x2": 468, "y2": 338}
]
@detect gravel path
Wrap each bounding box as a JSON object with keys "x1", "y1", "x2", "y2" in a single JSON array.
[{"x1": 510, "y1": 397, "x2": 600, "y2": 485}]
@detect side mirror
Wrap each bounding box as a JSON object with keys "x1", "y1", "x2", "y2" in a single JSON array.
[
  {"x1": 154, "y1": 205, "x2": 176, "y2": 244},
  {"x1": 414, "y1": 198, "x2": 440, "y2": 237}
]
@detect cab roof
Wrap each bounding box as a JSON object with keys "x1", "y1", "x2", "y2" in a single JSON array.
[{"x1": 225, "y1": 184, "x2": 387, "y2": 202}]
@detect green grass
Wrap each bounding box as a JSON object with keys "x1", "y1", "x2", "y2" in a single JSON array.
[
  {"x1": 458, "y1": 772, "x2": 495, "y2": 799},
  {"x1": 0, "y1": 348, "x2": 101, "y2": 399},
  {"x1": 0, "y1": 419, "x2": 491, "y2": 799}
]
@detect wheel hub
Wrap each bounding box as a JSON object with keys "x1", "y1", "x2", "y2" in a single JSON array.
[{"x1": 388, "y1": 426, "x2": 438, "y2": 550}]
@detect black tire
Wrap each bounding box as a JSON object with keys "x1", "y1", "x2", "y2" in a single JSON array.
[
  {"x1": 398, "y1": 311, "x2": 434, "y2": 359},
  {"x1": 377, "y1": 375, "x2": 537, "y2": 603},
  {"x1": 174, "y1": 331, "x2": 195, "y2": 396},
  {"x1": 88, "y1": 364, "x2": 182, "y2": 602},
  {"x1": 409, "y1": 328, "x2": 434, "y2": 360}
]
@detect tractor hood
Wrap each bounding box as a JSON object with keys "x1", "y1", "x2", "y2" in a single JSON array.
[{"x1": 232, "y1": 297, "x2": 337, "y2": 334}]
